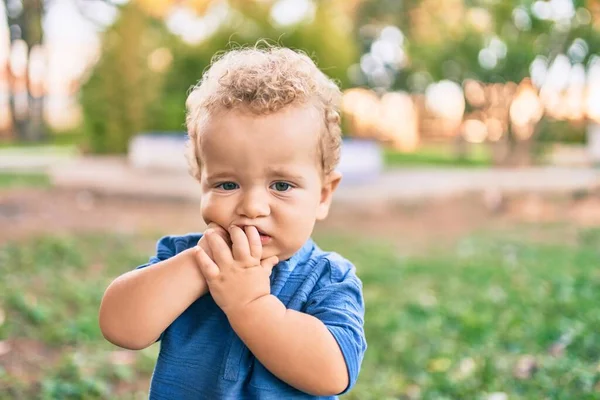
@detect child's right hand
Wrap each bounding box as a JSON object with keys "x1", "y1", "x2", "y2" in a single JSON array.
[{"x1": 197, "y1": 223, "x2": 230, "y2": 260}]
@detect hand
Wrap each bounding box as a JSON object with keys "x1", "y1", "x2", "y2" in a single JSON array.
[
  {"x1": 194, "y1": 225, "x2": 279, "y2": 316},
  {"x1": 197, "y1": 222, "x2": 230, "y2": 260}
]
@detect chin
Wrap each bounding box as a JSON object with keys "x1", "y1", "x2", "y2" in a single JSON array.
[
  {"x1": 262, "y1": 242, "x2": 301, "y2": 263},
  {"x1": 274, "y1": 249, "x2": 297, "y2": 262},
  {"x1": 262, "y1": 248, "x2": 285, "y2": 263},
  {"x1": 262, "y1": 248, "x2": 279, "y2": 261}
]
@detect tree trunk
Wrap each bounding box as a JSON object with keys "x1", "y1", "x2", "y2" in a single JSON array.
[
  {"x1": 489, "y1": 135, "x2": 511, "y2": 166},
  {"x1": 7, "y1": 0, "x2": 45, "y2": 142},
  {"x1": 509, "y1": 137, "x2": 535, "y2": 166},
  {"x1": 23, "y1": 0, "x2": 45, "y2": 141}
]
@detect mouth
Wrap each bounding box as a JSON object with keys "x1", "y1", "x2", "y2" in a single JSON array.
[
  {"x1": 259, "y1": 233, "x2": 271, "y2": 245},
  {"x1": 240, "y1": 225, "x2": 272, "y2": 245}
]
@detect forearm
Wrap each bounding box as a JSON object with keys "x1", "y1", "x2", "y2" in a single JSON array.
[
  {"x1": 99, "y1": 248, "x2": 208, "y2": 350},
  {"x1": 227, "y1": 295, "x2": 348, "y2": 396}
]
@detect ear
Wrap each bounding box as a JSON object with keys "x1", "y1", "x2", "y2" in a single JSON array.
[{"x1": 316, "y1": 171, "x2": 342, "y2": 220}]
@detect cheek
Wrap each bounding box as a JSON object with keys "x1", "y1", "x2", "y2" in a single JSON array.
[
  {"x1": 300, "y1": 188, "x2": 323, "y2": 211},
  {"x1": 200, "y1": 201, "x2": 211, "y2": 224},
  {"x1": 279, "y1": 193, "x2": 320, "y2": 222},
  {"x1": 200, "y1": 195, "x2": 230, "y2": 224}
]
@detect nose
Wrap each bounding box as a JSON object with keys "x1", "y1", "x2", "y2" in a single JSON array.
[{"x1": 236, "y1": 188, "x2": 270, "y2": 219}]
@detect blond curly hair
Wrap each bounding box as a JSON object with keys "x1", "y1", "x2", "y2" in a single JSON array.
[{"x1": 185, "y1": 45, "x2": 342, "y2": 181}]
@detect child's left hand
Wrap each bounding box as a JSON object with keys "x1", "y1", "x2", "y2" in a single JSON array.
[{"x1": 194, "y1": 225, "x2": 279, "y2": 316}]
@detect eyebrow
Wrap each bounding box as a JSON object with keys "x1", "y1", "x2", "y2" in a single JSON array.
[
  {"x1": 267, "y1": 167, "x2": 306, "y2": 182},
  {"x1": 204, "y1": 168, "x2": 306, "y2": 182},
  {"x1": 204, "y1": 172, "x2": 236, "y2": 181}
]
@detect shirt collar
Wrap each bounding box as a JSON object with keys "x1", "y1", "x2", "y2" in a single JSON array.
[
  {"x1": 278, "y1": 238, "x2": 316, "y2": 271},
  {"x1": 269, "y1": 239, "x2": 316, "y2": 296}
]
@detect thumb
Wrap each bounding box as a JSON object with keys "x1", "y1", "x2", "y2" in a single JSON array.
[
  {"x1": 194, "y1": 246, "x2": 220, "y2": 281},
  {"x1": 260, "y1": 256, "x2": 279, "y2": 276}
]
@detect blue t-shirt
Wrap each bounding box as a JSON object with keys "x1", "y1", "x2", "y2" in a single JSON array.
[{"x1": 137, "y1": 234, "x2": 367, "y2": 400}]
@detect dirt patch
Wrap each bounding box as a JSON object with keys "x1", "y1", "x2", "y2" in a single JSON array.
[
  {"x1": 0, "y1": 338, "x2": 62, "y2": 384},
  {"x1": 3, "y1": 187, "x2": 600, "y2": 250},
  {"x1": 0, "y1": 188, "x2": 205, "y2": 243},
  {"x1": 0, "y1": 338, "x2": 151, "y2": 395}
]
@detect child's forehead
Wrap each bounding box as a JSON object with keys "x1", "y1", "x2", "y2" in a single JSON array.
[
  {"x1": 197, "y1": 105, "x2": 326, "y2": 173},
  {"x1": 200, "y1": 135, "x2": 320, "y2": 177},
  {"x1": 201, "y1": 105, "x2": 322, "y2": 141},
  {"x1": 201, "y1": 136, "x2": 318, "y2": 166}
]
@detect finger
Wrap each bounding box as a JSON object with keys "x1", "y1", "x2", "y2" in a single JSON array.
[
  {"x1": 194, "y1": 246, "x2": 220, "y2": 281},
  {"x1": 245, "y1": 226, "x2": 262, "y2": 260},
  {"x1": 207, "y1": 230, "x2": 233, "y2": 267},
  {"x1": 200, "y1": 228, "x2": 213, "y2": 243},
  {"x1": 205, "y1": 223, "x2": 231, "y2": 246},
  {"x1": 207, "y1": 223, "x2": 232, "y2": 247},
  {"x1": 204, "y1": 245, "x2": 213, "y2": 260},
  {"x1": 198, "y1": 232, "x2": 214, "y2": 259},
  {"x1": 229, "y1": 225, "x2": 251, "y2": 262},
  {"x1": 260, "y1": 255, "x2": 279, "y2": 276}
]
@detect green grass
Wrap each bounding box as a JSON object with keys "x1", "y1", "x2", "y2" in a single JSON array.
[
  {"x1": 0, "y1": 173, "x2": 51, "y2": 189},
  {"x1": 321, "y1": 229, "x2": 600, "y2": 399},
  {"x1": 0, "y1": 234, "x2": 157, "y2": 399},
  {"x1": 384, "y1": 144, "x2": 492, "y2": 168},
  {"x1": 0, "y1": 131, "x2": 82, "y2": 149},
  {"x1": 2, "y1": 228, "x2": 600, "y2": 398}
]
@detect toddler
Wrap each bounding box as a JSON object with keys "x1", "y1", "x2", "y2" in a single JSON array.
[{"x1": 99, "y1": 45, "x2": 367, "y2": 399}]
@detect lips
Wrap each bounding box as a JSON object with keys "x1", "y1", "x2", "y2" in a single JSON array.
[
  {"x1": 237, "y1": 225, "x2": 271, "y2": 244},
  {"x1": 259, "y1": 233, "x2": 271, "y2": 245}
]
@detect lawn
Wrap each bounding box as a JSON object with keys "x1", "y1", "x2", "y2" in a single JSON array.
[
  {"x1": 0, "y1": 173, "x2": 51, "y2": 189},
  {"x1": 1, "y1": 227, "x2": 600, "y2": 399},
  {"x1": 384, "y1": 143, "x2": 492, "y2": 168}
]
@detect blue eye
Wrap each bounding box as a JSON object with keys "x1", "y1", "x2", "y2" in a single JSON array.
[
  {"x1": 217, "y1": 182, "x2": 239, "y2": 191},
  {"x1": 271, "y1": 182, "x2": 292, "y2": 192}
]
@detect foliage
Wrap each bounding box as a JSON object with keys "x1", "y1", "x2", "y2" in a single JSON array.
[
  {"x1": 3, "y1": 226, "x2": 600, "y2": 397},
  {"x1": 537, "y1": 118, "x2": 588, "y2": 144},
  {"x1": 79, "y1": 4, "x2": 174, "y2": 154},
  {"x1": 354, "y1": 0, "x2": 600, "y2": 89},
  {"x1": 351, "y1": 0, "x2": 600, "y2": 164},
  {"x1": 318, "y1": 227, "x2": 600, "y2": 399},
  {"x1": 0, "y1": 234, "x2": 157, "y2": 399},
  {"x1": 79, "y1": 1, "x2": 358, "y2": 154}
]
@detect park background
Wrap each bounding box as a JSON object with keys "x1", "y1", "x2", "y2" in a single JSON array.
[{"x1": 2, "y1": 0, "x2": 600, "y2": 399}]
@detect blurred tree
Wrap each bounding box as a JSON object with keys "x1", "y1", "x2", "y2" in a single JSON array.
[
  {"x1": 80, "y1": 2, "x2": 172, "y2": 153},
  {"x1": 353, "y1": 0, "x2": 600, "y2": 165},
  {"x1": 80, "y1": 0, "x2": 359, "y2": 153},
  {"x1": 354, "y1": 0, "x2": 598, "y2": 86},
  {"x1": 145, "y1": 0, "x2": 358, "y2": 132}
]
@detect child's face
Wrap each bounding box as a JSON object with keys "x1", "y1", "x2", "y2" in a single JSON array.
[{"x1": 198, "y1": 105, "x2": 340, "y2": 261}]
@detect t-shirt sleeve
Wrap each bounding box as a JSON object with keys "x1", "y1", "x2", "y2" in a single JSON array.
[
  {"x1": 303, "y1": 259, "x2": 367, "y2": 395},
  {"x1": 136, "y1": 234, "x2": 199, "y2": 270}
]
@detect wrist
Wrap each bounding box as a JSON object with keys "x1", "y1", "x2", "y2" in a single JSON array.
[
  {"x1": 183, "y1": 248, "x2": 209, "y2": 297},
  {"x1": 226, "y1": 295, "x2": 284, "y2": 329}
]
